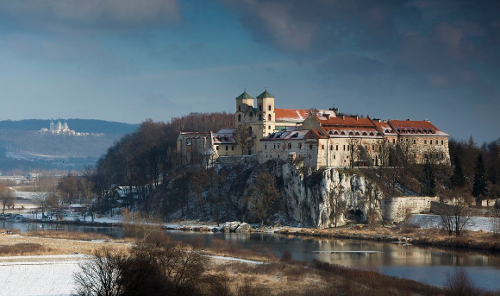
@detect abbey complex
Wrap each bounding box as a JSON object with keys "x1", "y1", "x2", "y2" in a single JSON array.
[{"x1": 178, "y1": 90, "x2": 451, "y2": 169}]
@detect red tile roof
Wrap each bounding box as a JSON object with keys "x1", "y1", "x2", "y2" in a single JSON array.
[
  {"x1": 388, "y1": 120, "x2": 448, "y2": 136},
  {"x1": 317, "y1": 116, "x2": 374, "y2": 127},
  {"x1": 275, "y1": 108, "x2": 311, "y2": 122}
]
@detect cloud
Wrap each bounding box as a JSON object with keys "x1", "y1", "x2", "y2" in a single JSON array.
[
  {"x1": 0, "y1": 0, "x2": 181, "y2": 32},
  {"x1": 220, "y1": 0, "x2": 414, "y2": 53}
]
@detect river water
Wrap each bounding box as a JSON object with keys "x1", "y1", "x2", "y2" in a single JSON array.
[{"x1": 3, "y1": 221, "x2": 500, "y2": 291}]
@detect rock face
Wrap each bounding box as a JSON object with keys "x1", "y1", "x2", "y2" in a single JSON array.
[
  {"x1": 223, "y1": 221, "x2": 251, "y2": 233},
  {"x1": 275, "y1": 163, "x2": 383, "y2": 228}
]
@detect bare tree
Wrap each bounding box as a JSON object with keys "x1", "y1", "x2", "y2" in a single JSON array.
[
  {"x1": 436, "y1": 199, "x2": 473, "y2": 236},
  {"x1": 0, "y1": 184, "x2": 15, "y2": 214},
  {"x1": 246, "y1": 172, "x2": 280, "y2": 226},
  {"x1": 74, "y1": 248, "x2": 127, "y2": 296},
  {"x1": 329, "y1": 183, "x2": 346, "y2": 227},
  {"x1": 235, "y1": 124, "x2": 252, "y2": 155}
]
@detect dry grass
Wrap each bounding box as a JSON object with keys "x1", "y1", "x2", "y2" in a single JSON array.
[
  {"x1": 205, "y1": 238, "x2": 277, "y2": 262},
  {"x1": 0, "y1": 243, "x2": 50, "y2": 256},
  {"x1": 24, "y1": 230, "x2": 112, "y2": 241},
  {"x1": 0, "y1": 233, "x2": 131, "y2": 256},
  {"x1": 276, "y1": 225, "x2": 500, "y2": 252}
]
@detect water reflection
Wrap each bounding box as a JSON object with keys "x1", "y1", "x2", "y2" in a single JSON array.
[
  {"x1": 1, "y1": 220, "x2": 124, "y2": 238},
  {"x1": 167, "y1": 231, "x2": 500, "y2": 291},
  {"x1": 2, "y1": 222, "x2": 500, "y2": 291}
]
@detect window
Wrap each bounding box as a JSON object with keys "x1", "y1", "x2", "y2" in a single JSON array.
[
  {"x1": 259, "y1": 105, "x2": 262, "y2": 111},
  {"x1": 343, "y1": 145, "x2": 345, "y2": 151},
  {"x1": 309, "y1": 145, "x2": 313, "y2": 150},
  {"x1": 430, "y1": 140, "x2": 433, "y2": 145},
  {"x1": 259, "y1": 114, "x2": 262, "y2": 120},
  {"x1": 186, "y1": 139, "x2": 191, "y2": 145},
  {"x1": 372, "y1": 145, "x2": 375, "y2": 150},
  {"x1": 264, "y1": 145, "x2": 267, "y2": 149},
  {"x1": 268, "y1": 105, "x2": 272, "y2": 111},
  {"x1": 273, "y1": 144, "x2": 276, "y2": 149},
  {"x1": 413, "y1": 153, "x2": 416, "y2": 158},
  {"x1": 238, "y1": 106, "x2": 241, "y2": 112},
  {"x1": 268, "y1": 126, "x2": 271, "y2": 130},
  {"x1": 333, "y1": 155, "x2": 336, "y2": 159},
  {"x1": 330, "y1": 145, "x2": 333, "y2": 150},
  {"x1": 288, "y1": 143, "x2": 292, "y2": 149},
  {"x1": 225, "y1": 146, "x2": 228, "y2": 151},
  {"x1": 336, "y1": 145, "x2": 339, "y2": 151},
  {"x1": 347, "y1": 145, "x2": 350, "y2": 151},
  {"x1": 268, "y1": 114, "x2": 272, "y2": 121},
  {"x1": 322, "y1": 145, "x2": 325, "y2": 149},
  {"x1": 216, "y1": 146, "x2": 219, "y2": 151},
  {"x1": 392, "y1": 139, "x2": 395, "y2": 144},
  {"x1": 441, "y1": 140, "x2": 444, "y2": 145},
  {"x1": 232, "y1": 146, "x2": 234, "y2": 151},
  {"x1": 424, "y1": 140, "x2": 427, "y2": 144},
  {"x1": 249, "y1": 112, "x2": 253, "y2": 118},
  {"x1": 413, "y1": 139, "x2": 416, "y2": 144},
  {"x1": 298, "y1": 143, "x2": 302, "y2": 149},
  {"x1": 238, "y1": 114, "x2": 241, "y2": 122}
]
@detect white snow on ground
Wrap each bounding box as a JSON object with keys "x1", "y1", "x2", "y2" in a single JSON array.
[
  {"x1": 207, "y1": 255, "x2": 264, "y2": 265},
  {"x1": 409, "y1": 214, "x2": 500, "y2": 232},
  {"x1": 0, "y1": 254, "x2": 90, "y2": 261},
  {"x1": 0, "y1": 256, "x2": 84, "y2": 296}
]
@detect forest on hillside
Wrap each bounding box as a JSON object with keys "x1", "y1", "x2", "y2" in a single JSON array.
[{"x1": 38, "y1": 112, "x2": 499, "y2": 225}]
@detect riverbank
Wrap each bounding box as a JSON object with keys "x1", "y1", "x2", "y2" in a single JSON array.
[
  {"x1": 274, "y1": 225, "x2": 500, "y2": 252},
  {"x1": 0, "y1": 231, "x2": 453, "y2": 296},
  {"x1": 4, "y1": 216, "x2": 500, "y2": 253}
]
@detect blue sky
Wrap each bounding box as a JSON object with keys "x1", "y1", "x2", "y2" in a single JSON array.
[{"x1": 0, "y1": 0, "x2": 499, "y2": 144}]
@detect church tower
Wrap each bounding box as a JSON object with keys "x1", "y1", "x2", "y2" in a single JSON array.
[
  {"x1": 235, "y1": 91, "x2": 254, "y2": 126},
  {"x1": 254, "y1": 90, "x2": 276, "y2": 152}
]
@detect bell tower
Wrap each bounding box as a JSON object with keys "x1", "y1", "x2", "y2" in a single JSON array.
[{"x1": 235, "y1": 90, "x2": 254, "y2": 126}]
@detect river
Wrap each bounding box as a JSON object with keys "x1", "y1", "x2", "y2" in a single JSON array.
[{"x1": 3, "y1": 221, "x2": 500, "y2": 291}]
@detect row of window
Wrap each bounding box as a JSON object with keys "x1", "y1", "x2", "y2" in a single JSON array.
[
  {"x1": 238, "y1": 105, "x2": 273, "y2": 112},
  {"x1": 215, "y1": 145, "x2": 235, "y2": 151},
  {"x1": 237, "y1": 113, "x2": 273, "y2": 122}
]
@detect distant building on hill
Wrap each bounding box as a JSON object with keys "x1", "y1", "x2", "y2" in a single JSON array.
[
  {"x1": 40, "y1": 119, "x2": 104, "y2": 137},
  {"x1": 178, "y1": 90, "x2": 451, "y2": 169}
]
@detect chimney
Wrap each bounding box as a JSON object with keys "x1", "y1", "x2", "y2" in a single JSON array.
[
  {"x1": 356, "y1": 115, "x2": 359, "y2": 121},
  {"x1": 342, "y1": 115, "x2": 345, "y2": 120}
]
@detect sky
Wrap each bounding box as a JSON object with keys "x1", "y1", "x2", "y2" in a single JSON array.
[{"x1": 0, "y1": 0, "x2": 499, "y2": 144}]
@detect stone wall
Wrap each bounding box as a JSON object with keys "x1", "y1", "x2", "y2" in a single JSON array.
[{"x1": 381, "y1": 196, "x2": 439, "y2": 223}]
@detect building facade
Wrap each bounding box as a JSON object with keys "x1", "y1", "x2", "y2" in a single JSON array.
[{"x1": 178, "y1": 90, "x2": 451, "y2": 168}]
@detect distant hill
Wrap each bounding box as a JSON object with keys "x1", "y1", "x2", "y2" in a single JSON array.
[
  {"x1": 0, "y1": 119, "x2": 139, "y2": 173},
  {"x1": 0, "y1": 119, "x2": 138, "y2": 134}
]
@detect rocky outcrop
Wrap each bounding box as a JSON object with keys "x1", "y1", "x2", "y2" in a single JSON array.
[
  {"x1": 223, "y1": 221, "x2": 252, "y2": 233},
  {"x1": 274, "y1": 163, "x2": 383, "y2": 228}
]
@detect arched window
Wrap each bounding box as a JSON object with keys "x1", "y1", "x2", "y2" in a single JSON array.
[
  {"x1": 268, "y1": 105, "x2": 272, "y2": 111},
  {"x1": 259, "y1": 114, "x2": 262, "y2": 120},
  {"x1": 238, "y1": 106, "x2": 241, "y2": 112},
  {"x1": 249, "y1": 112, "x2": 253, "y2": 118},
  {"x1": 238, "y1": 114, "x2": 241, "y2": 122},
  {"x1": 268, "y1": 114, "x2": 272, "y2": 121}
]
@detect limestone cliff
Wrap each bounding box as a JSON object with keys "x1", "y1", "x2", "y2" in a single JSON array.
[
  {"x1": 219, "y1": 160, "x2": 383, "y2": 228},
  {"x1": 275, "y1": 163, "x2": 383, "y2": 228}
]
